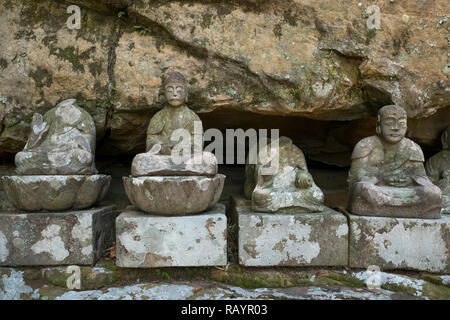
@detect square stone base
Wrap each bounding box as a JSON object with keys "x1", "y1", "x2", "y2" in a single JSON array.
[
  {"x1": 116, "y1": 204, "x2": 227, "y2": 267},
  {"x1": 0, "y1": 206, "x2": 117, "y2": 266},
  {"x1": 349, "y1": 214, "x2": 450, "y2": 273},
  {"x1": 232, "y1": 198, "x2": 349, "y2": 267}
]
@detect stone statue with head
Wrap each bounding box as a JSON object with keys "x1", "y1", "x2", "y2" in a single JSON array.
[
  {"x1": 124, "y1": 71, "x2": 225, "y2": 215},
  {"x1": 426, "y1": 125, "x2": 450, "y2": 213},
  {"x1": 145, "y1": 71, "x2": 202, "y2": 155},
  {"x1": 348, "y1": 104, "x2": 442, "y2": 218},
  {"x1": 130, "y1": 71, "x2": 216, "y2": 176}
]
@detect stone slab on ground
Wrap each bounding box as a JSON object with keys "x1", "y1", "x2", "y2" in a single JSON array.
[
  {"x1": 1, "y1": 264, "x2": 449, "y2": 300},
  {"x1": 349, "y1": 214, "x2": 450, "y2": 273},
  {"x1": 0, "y1": 206, "x2": 117, "y2": 266},
  {"x1": 116, "y1": 204, "x2": 227, "y2": 267},
  {"x1": 232, "y1": 198, "x2": 349, "y2": 267}
]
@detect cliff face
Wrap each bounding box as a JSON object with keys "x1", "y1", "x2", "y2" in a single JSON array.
[{"x1": 0, "y1": 0, "x2": 448, "y2": 165}]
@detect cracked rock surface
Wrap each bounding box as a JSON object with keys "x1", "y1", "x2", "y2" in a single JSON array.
[{"x1": 0, "y1": 0, "x2": 448, "y2": 166}]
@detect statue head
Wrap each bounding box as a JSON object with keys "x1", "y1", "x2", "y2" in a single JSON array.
[
  {"x1": 442, "y1": 125, "x2": 450, "y2": 150},
  {"x1": 163, "y1": 71, "x2": 188, "y2": 107},
  {"x1": 376, "y1": 105, "x2": 407, "y2": 144}
]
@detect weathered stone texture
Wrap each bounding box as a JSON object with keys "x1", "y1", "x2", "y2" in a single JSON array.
[
  {"x1": 131, "y1": 152, "x2": 218, "y2": 177},
  {"x1": 123, "y1": 174, "x2": 225, "y2": 215},
  {"x1": 0, "y1": 206, "x2": 117, "y2": 266},
  {"x1": 0, "y1": 0, "x2": 448, "y2": 166},
  {"x1": 245, "y1": 136, "x2": 325, "y2": 213},
  {"x1": 116, "y1": 204, "x2": 227, "y2": 267},
  {"x1": 349, "y1": 214, "x2": 450, "y2": 273},
  {"x1": 233, "y1": 198, "x2": 348, "y2": 266},
  {"x1": 2, "y1": 175, "x2": 111, "y2": 211}
]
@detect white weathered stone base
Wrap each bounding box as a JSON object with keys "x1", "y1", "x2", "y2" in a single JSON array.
[
  {"x1": 349, "y1": 214, "x2": 450, "y2": 273},
  {"x1": 116, "y1": 204, "x2": 227, "y2": 267},
  {"x1": 0, "y1": 206, "x2": 117, "y2": 266},
  {"x1": 232, "y1": 198, "x2": 349, "y2": 267}
]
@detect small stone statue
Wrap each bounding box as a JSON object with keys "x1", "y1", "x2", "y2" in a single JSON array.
[
  {"x1": 130, "y1": 71, "x2": 216, "y2": 176},
  {"x1": 348, "y1": 105, "x2": 442, "y2": 218},
  {"x1": 245, "y1": 136, "x2": 324, "y2": 213},
  {"x1": 146, "y1": 71, "x2": 202, "y2": 155},
  {"x1": 124, "y1": 71, "x2": 225, "y2": 215},
  {"x1": 15, "y1": 98, "x2": 97, "y2": 175},
  {"x1": 3, "y1": 98, "x2": 110, "y2": 211},
  {"x1": 426, "y1": 125, "x2": 450, "y2": 213}
]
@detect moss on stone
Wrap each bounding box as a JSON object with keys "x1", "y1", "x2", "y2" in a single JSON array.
[
  {"x1": 201, "y1": 12, "x2": 214, "y2": 29},
  {"x1": 421, "y1": 274, "x2": 446, "y2": 287},
  {"x1": 51, "y1": 46, "x2": 96, "y2": 73},
  {"x1": 0, "y1": 58, "x2": 8, "y2": 70},
  {"x1": 322, "y1": 272, "x2": 366, "y2": 288},
  {"x1": 422, "y1": 282, "x2": 450, "y2": 300},
  {"x1": 42, "y1": 266, "x2": 120, "y2": 290},
  {"x1": 29, "y1": 66, "x2": 53, "y2": 88},
  {"x1": 88, "y1": 61, "x2": 104, "y2": 77},
  {"x1": 273, "y1": 24, "x2": 283, "y2": 40},
  {"x1": 365, "y1": 29, "x2": 377, "y2": 45}
]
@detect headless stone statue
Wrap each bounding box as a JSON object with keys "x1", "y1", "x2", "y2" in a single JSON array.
[
  {"x1": 426, "y1": 125, "x2": 450, "y2": 213},
  {"x1": 3, "y1": 98, "x2": 111, "y2": 211},
  {"x1": 348, "y1": 105, "x2": 442, "y2": 218},
  {"x1": 245, "y1": 136, "x2": 324, "y2": 213},
  {"x1": 15, "y1": 99, "x2": 97, "y2": 175}
]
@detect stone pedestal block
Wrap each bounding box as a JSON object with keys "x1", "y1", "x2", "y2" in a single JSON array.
[
  {"x1": 0, "y1": 206, "x2": 117, "y2": 266},
  {"x1": 116, "y1": 204, "x2": 227, "y2": 267},
  {"x1": 232, "y1": 198, "x2": 349, "y2": 267},
  {"x1": 349, "y1": 214, "x2": 450, "y2": 273}
]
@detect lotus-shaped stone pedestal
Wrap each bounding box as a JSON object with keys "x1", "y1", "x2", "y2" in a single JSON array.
[
  {"x1": 2, "y1": 175, "x2": 111, "y2": 211},
  {"x1": 123, "y1": 174, "x2": 225, "y2": 216}
]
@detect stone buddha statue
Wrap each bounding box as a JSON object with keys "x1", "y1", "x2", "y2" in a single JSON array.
[
  {"x1": 15, "y1": 98, "x2": 97, "y2": 175},
  {"x1": 348, "y1": 104, "x2": 442, "y2": 218},
  {"x1": 426, "y1": 125, "x2": 450, "y2": 213},
  {"x1": 131, "y1": 71, "x2": 216, "y2": 176},
  {"x1": 124, "y1": 71, "x2": 225, "y2": 215},
  {"x1": 245, "y1": 136, "x2": 324, "y2": 213}
]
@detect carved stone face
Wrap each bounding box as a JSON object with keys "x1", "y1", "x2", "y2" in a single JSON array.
[
  {"x1": 378, "y1": 108, "x2": 407, "y2": 144},
  {"x1": 164, "y1": 82, "x2": 186, "y2": 107}
]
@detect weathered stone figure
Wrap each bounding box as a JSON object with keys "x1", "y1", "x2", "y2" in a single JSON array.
[
  {"x1": 2, "y1": 98, "x2": 110, "y2": 211},
  {"x1": 348, "y1": 105, "x2": 442, "y2": 218},
  {"x1": 146, "y1": 71, "x2": 201, "y2": 155},
  {"x1": 426, "y1": 125, "x2": 450, "y2": 213},
  {"x1": 124, "y1": 71, "x2": 225, "y2": 215},
  {"x1": 245, "y1": 136, "x2": 324, "y2": 213},
  {"x1": 15, "y1": 98, "x2": 97, "y2": 175},
  {"x1": 130, "y1": 71, "x2": 216, "y2": 177}
]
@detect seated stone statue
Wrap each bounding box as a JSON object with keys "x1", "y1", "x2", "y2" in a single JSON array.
[
  {"x1": 124, "y1": 71, "x2": 224, "y2": 215},
  {"x1": 3, "y1": 98, "x2": 111, "y2": 211},
  {"x1": 245, "y1": 136, "x2": 324, "y2": 213},
  {"x1": 15, "y1": 98, "x2": 97, "y2": 175},
  {"x1": 131, "y1": 71, "x2": 216, "y2": 176},
  {"x1": 348, "y1": 105, "x2": 442, "y2": 218},
  {"x1": 426, "y1": 125, "x2": 450, "y2": 213}
]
